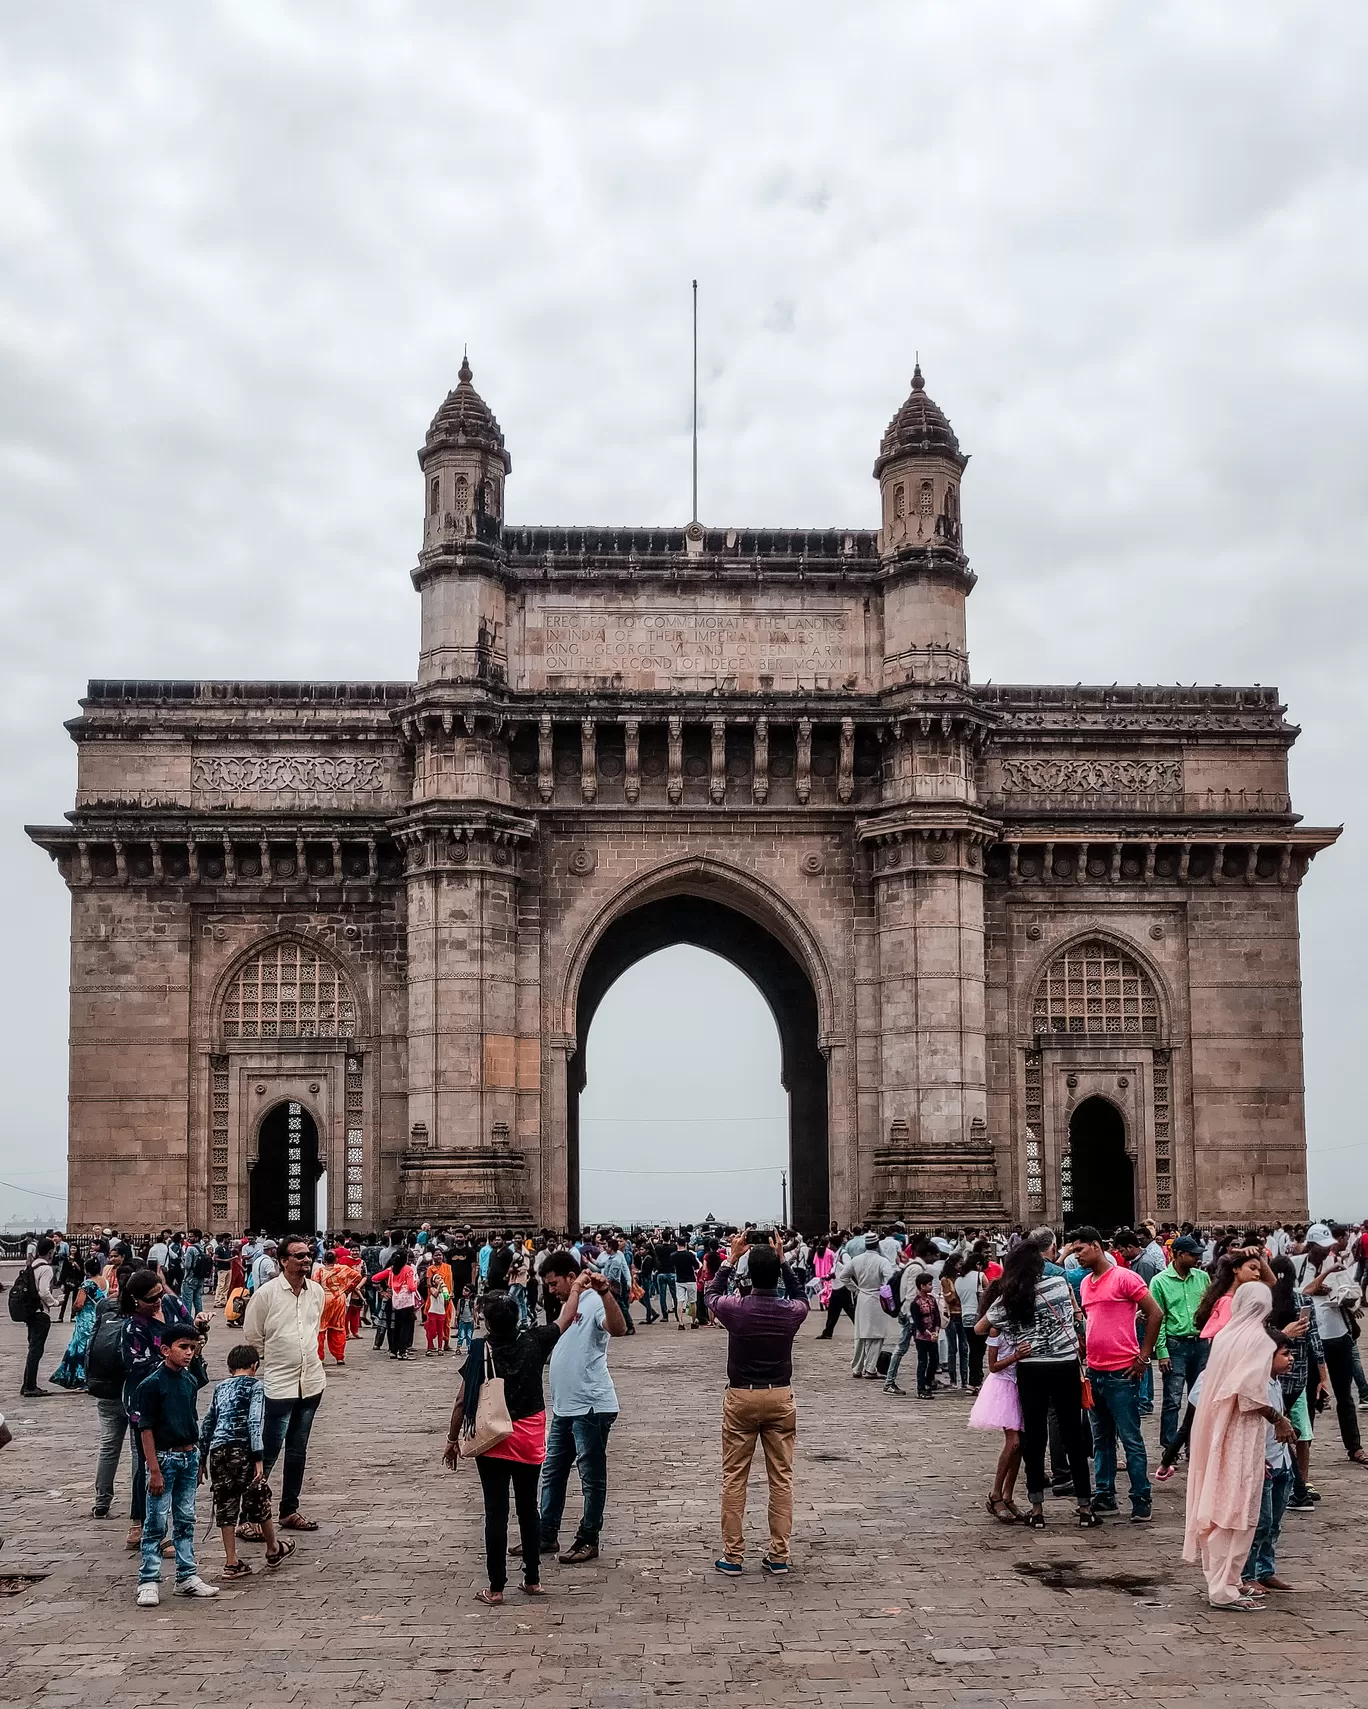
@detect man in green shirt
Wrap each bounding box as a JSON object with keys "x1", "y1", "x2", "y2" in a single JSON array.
[{"x1": 1149, "y1": 1234, "x2": 1209, "y2": 1467}]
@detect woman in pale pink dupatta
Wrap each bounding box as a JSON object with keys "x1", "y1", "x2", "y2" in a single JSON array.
[{"x1": 1183, "y1": 1282, "x2": 1278, "y2": 1609}]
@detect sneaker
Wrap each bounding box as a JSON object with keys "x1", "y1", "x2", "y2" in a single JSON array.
[
  {"x1": 135, "y1": 1583, "x2": 160, "y2": 1607},
  {"x1": 1090, "y1": 1496, "x2": 1119, "y2": 1514},
  {"x1": 1285, "y1": 1494, "x2": 1317, "y2": 1511},
  {"x1": 509, "y1": 1539, "x2": 558, "y2": 1558},
  {"x1": 1305, "y1": 1486, "x2": 1322, "y2": 1501},
  {"x1": 1130, "y1": 1507, "x2": 1153, "y2": 1524},
  {"x1": 883, "y1": 1383, "x2": 908, "y2": 1396},
  {"x1": 91, "y1": 1503, "x2": 111, "y2": 1519},
  {"x1": 558, "y1": 1541, "x2": 598, "y2": 1565},
  {"x1": 714, "y1": 1558, "x2": 743, "y2": 1576},
  {"x1": 760, "y1": 1557, "x2": 790, "y2": 1575},
  {"x1": 174, "y1": 1576, "x2": 219, "y2": 1598}
]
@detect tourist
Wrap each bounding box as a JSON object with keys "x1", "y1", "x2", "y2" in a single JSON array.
[
  {"x1": 180, "y1": 1230, "x2": 213, "y2": 1317},
  {"x1": 428, "y1": 1246, "x2": 455, "y2": 1344},
  {"x1": 595, "y1": 1236, "x2": 634, "y2": 1334},
  {"x1": 443, "y1": 1283, "x2": 587, "y2": 1605},
  {"x1": 706, "y1": 1231, "x2": 807, "y2": 1574},
  {"x1": 1072, "y1": 1226, "x2": 1162, "y2": 1521},
  {"x1": 1150, "y1": 1233, "x2": 1211, "y2": 1475},
  {"x1": 50, "y1": 1255, "x2": 105, "y2": 1389},
  {"x1": 250, "y1": 1240, "x2": 280, "y2": 1292},
  {"x1": 212, "y1": 1233, "x2": 235, "y2": 1306},
  {"x1": 131, "y1": 1324, "x2": 217, "y2": 1606},
  {"x1": 1297, "y1": 1222, "x2": 1368, "y2": 1463},
  {"x1": 424, "y1": 1263, "x2": 451, "y2": 1355},
  {"x1": 672, "y1": 1234, "x2": 701, "y2": 1328},
  {"x1": 939, "y1": 1254, "x2": 971, "y2": 1390},
  {"x1": 1182, "y1": 1282, "x2": 1286, "y2": 1609},
  {"x1": 957, "y1": 1251, "x2": 988, "y2": 1389},
  {"x1": 312, "y1": 1248, "x2": 357, "y2": 1366},
  {"x1": 981, "y1": 1241, "x2": 1097, "y2": 1529},
  {"x1": 1241, "y1": 1332, "x2": 1299, "y2": 1593},
  {"x1": 18, "y1": 1234, "x2": 63, "y2": 1398},
  {"x1": 1197, "y1": 1247, "x2": 1275, "y2": 1342},
  {"x1": 882, "y1": 1270, "x2": 932, "y2": 1398},
  {"x1": 653, "y1": 1229, "x2": 680, "y2": 1324},
  {"x1": 455, "y1": 1285, "x2": 476, "y2": 1350},
  {"x1": 834, "y1": 1234, "x2": 894, "y2": 1379},
  {"x1": 507, "y1": 1240, "x2": 531, "y2": 1326},
  {"x1": 530, "y1": 1251, "x2": 626, "y2": 1563},
  {"x1": 969, "y1": 1291, "x2": 1026, "y2": 1521},
  {"x1": 1267, "y1": 1254, "x2": 1327, "y2": 1508},
  {"x1": 198, "y1": 1342, "x2": 293, "y2": 1578},
  {"x1": 242, "y1": 1234, "x2": 326, "y2": 1534},
  {"x1": 372, "y1": 1246, "x2": 419, "y2": 1359}
]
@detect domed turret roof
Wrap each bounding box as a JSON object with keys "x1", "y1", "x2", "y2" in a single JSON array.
[
  {"x1": 873, "y1": 363, "x2": 965, "y2": 476},
  {"x1": 423, "y1": 353, "x2": 511, "y2": 471}
]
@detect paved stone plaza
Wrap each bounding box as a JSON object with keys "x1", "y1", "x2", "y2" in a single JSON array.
[{"x1": 2, "y1": 1303, "x2": 1367, "y2": 1708}]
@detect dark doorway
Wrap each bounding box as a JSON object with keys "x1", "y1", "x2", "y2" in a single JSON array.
[
  {"x1": 1065, "y1": 1097, "x2": 1134, "y2": 1233},
  {"x1": 569, "y1": 894, "x2": 828, "y2": 1232},
  {"x1": 250, "y1": 1101, "x2": 322, "y2": 1234}
]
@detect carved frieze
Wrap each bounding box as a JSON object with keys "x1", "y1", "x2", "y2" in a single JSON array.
[
  {"x1": 192, "y1": 754, "x2": 385, "y2": 794},
  {"x1": 1000, "y1": 758, "x2": 1182, "y2": 795}
]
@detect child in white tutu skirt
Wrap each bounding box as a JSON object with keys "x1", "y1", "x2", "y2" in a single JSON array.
[{"x1": 969, "y1": 1330, "x2": 1029, "y2": 1521}]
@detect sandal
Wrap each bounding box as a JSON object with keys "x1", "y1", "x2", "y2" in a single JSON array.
[
  {"x1": 280, "y1": 1513, "x2": 319, "y2": 1531},
  {"x1": 475, "y1": 1589, "x2": 503, "y2": 1606},
  {"x1": 235, "y1": 1523, "x2": 264, "y2": 1542},
  {"x1": 520, "y1": 1582, "x2": 547, "y2": 1595},
  {"x1": 1077, "y1": 1509, "x2": 1103, "y2": 1528},
  {"x1": 222, "y1": 1560, "x2": 253, "y2": 1579},
  {"x1": 987, "y1": 1496, "x2": 1018, "y2": 1524},
  {"x1": 266, "y1": 1539, "x2": 296, "y2": 1568},
  {"x1": 1024, "y1": 1510, "x2": 1046, "y2": 1529}
]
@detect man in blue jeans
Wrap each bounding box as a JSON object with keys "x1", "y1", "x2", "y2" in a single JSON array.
[
  {"x1": 530, "y1": 1250, "x2": 627, "y2": 1564},
  {"x1": 1150, "y1": 1234, "x2": 1211, "y2": 1463},
  {"x1": 1072, "y1": 1227, "x2": 1162, "y2": 1522}
]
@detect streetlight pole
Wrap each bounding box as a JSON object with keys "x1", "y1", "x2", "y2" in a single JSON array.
[{"x1": 780, "y1": 1168, "x2": 788, "y2": 1229}]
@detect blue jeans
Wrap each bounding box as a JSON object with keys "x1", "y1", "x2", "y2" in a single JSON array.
[
  {"x1": 456, "y1": 1320, "x2": 473, "y2": 1350},
  {"x1": 945, "y1": 1318, "x2": 970, "y2": 1387},
  {"x1": 1243, "y1": 1465, "x2": 1293, "y2": 1582},
  {"x1": 884, "y1": 1319, "x2": 914, "y2": 1387},
  {"x1": 139, "y1": 1448, "x2": 199, "y2": 1584},
  {"x1": 539, "y1": 1410, "x2": 617, "y2": 1547},
  {"x1": 180, "y1": 1278, "x2": 204, "y2": 1316},
  {"x1": 1088, "y1": 1366, "x2": 1151, "y2": 1512},
  {"x1": 262, "y1": 1391, "x2": 323, "y2": 1520},
  {"x1": 656, "y1": 1275, "x2": 678, "y2": 1320},
  {"x1": 509, "y1": 1283, "x2": 527, "y2": 1326},
  {"x1": 1160, "y1": 1337, "x2": 1209, "y2": 1450}
]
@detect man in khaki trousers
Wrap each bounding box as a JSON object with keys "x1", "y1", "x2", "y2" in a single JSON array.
[{"x1": 706, "y1": 1231, "x2": 809, "y2": 1575}]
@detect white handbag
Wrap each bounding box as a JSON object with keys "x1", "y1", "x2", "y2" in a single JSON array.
[{"x1": 458, "y1": 1340, "x2": 514, "y2": 1458}]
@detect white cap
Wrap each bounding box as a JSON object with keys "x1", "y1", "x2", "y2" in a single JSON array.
[{"x1": 1305, "y1": 1223, "x2": 1334, "y2": 1246}]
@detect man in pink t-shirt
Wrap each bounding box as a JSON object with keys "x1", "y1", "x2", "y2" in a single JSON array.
[{"x1": 1073, "y1": 1227, "x2": 1163, "y2": 1522}]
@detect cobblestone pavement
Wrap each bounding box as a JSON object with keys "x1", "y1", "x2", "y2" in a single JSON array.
[{"x1": 2, "y1": 1304, "x2": 1368, "y2": 1708}]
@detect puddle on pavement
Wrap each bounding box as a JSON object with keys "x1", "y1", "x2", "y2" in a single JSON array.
[{"x1": 1013, "y1": 1558, "x2": 1169, "y2": 1596}]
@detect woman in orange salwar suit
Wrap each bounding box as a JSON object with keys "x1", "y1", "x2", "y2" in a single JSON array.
[{"x1": 313, "y1": 1249, "x2": 361, "y2": 1366}]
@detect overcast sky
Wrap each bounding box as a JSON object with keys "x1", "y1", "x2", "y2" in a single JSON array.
[{"x1": 2, "y1": 2, "x2": 1364, "y2": 1228}]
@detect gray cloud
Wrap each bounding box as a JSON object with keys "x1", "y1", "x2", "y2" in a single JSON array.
[{"x1": 1, "y1": 0, "x2": 1363, "y2": 1222}]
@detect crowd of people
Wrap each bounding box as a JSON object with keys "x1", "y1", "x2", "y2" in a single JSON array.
[{"x1": 5, "y1": 1214, "x2": 1367, "y2": 1611}]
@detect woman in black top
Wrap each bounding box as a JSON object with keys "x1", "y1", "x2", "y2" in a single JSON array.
[{"x1": 444, "y1": 1276, "x2": 588, "y2": 1604}]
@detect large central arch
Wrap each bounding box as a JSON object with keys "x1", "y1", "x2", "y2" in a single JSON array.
[{"x1": 566, "y1": 893, "x2": 830, "y2": 1233}]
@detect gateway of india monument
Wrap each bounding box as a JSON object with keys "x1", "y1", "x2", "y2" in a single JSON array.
[{"x1": 28, "y1": 359, "x2": 1338, "y2": 1236}]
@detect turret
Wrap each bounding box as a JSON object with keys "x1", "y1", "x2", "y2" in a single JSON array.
[{"x1": 418, "y1": 352, "x2": 510, "y2": 554}]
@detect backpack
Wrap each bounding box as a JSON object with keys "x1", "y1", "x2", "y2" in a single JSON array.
[
  {"x1": 85, "y1": 1301, "x2": 127, "y2": 1400},
  {"x1": 224, "y1": 1286, "x2": 248, "y2": 1328},
  {"x1": 164, "y1": 1247, "x2": 184, "y2": 1289},
  {"x1": 7, "y1": 1263, "x2": 39, "y2": 1324},
  {"x1": 194, "y1": 1245, "x2": 215, "y2": 1282}
]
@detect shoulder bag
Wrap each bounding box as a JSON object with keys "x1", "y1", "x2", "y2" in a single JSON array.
[{"x1": 459, "y1": 1340, "x2": 514, "y2": 1458}]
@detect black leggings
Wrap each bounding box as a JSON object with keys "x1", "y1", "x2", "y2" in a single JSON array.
[
  {"x1": 1322, "y1": 1336, "x2": 1362, "y2": 1456},
  {"x1": 389, "y1": 1305, "x2": 416, "y2": 1356},
  {"x1": 476, "y1": 1455, "x2": 542, "y2": 1592},
  {"x1": 820, "y1": 1287, "x2": 855, "y2": 1336},
  {"x1": 967, "y1": 1329, "x2": 987, "y2": 1389},
  {"x1": 1016, "y1": 1361, "x2": 1093, "y2": 1507}
]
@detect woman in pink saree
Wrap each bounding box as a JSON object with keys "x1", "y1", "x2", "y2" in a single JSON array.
[{"x1": 1183, "y1": 1281, "x2": 1284, "y2": 1609}]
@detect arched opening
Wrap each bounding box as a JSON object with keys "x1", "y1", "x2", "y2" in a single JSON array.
[
  {"x1": 250, "y1": 1100, "x2": 322, "y2": 1235},
  {"x1": 1064, "y1": 1097, "x2": 1134, "y2": 1233},
  {"x1": 568, "y1": 894, "x2": 829, "y2": 1232}
]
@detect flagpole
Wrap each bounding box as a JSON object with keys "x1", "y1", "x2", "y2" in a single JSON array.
[{"x1": 691, "y1": 279, "x2": 698, "y2": 525}]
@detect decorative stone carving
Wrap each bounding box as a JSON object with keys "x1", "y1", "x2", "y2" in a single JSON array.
[
  {"x1": 710, "y1": 719, "x2": 726, "y2": 805},
  {"x1": 667, "y1": 717, "x2": 683, "y2": 805},
  {"x1": 580, "y1": 719, "x2": 597, "y2": 804},
  {"x1": 623, "y1": 719, "x2": 640, "y2": 803},
  {"x1": 838, "y1": 718, "x2": 854, "y2": 804},
  {"x1": 537, "y1": 715, "x2": 554, "y2": 802},
  {"x1": 796, "y1": 719, "x2": 812, "y2": 805},
  {"x1": 752, "y1": 717, "x2": 769, "y2": 805},
  {"x1": 193, "y1": 754, "x2": 385, "y2": 794},
  {"x1": 1000, "y1": 758, "x2": 1182, "y2": 795}
]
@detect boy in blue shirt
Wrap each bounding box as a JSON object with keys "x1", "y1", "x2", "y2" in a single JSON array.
[
  {"x1": 131, "y1": 1324, "x2": 216, "y2": 1606},
  {"x1": 198, "y1": 1342, "x2": 293, "y2": 1577}
]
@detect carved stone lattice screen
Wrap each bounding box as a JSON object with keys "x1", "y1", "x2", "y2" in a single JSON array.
[
  {"x1": 1032, "y1": 940, "x2": 1159, "y2": 1038},
  {"x1": 222, "y1": 943, "x2": 356, "y2": 1040}
]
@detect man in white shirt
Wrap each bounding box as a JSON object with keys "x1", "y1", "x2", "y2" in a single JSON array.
[
  {"x1": 251, "y1": 1242, "x2": 280, "y2": 1292},
  {"x1": 243, "y1": 1234, "x2": 326, "y2": 1531},
  {"x1": 19, "y1": 1235, "x2": 64, "y2": 1397}
]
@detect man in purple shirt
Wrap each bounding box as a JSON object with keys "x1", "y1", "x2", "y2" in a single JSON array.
[{"x1": 706, "y1": 1231, "x2": 808, "y2": 1576}]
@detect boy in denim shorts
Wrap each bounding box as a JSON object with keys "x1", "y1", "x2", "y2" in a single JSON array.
[{"x1": 198, "y1": 1343, "x2": 294, "y2": 1577}]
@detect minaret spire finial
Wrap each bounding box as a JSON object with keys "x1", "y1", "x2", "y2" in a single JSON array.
[
  {"x1": 458, "y1": 345, "x2": 473, "y2": 384},
  {"x1": 912, "y1": 353, "x2": 924, "y2": 392}
]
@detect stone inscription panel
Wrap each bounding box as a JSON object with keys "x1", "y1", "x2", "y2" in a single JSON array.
[{"x1": 519, "y1": 593, "x2": 864, "y2": 691}]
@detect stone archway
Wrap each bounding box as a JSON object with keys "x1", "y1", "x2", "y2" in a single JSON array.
[
  {"x1": 566, "y1": 894, "x2": 829, "y2": 1232},
  {"x1": 250, "y1": 1099, "x2": 322, "y2": 1234},
  {"x1": 1064, "y1": 1096, "x2": 1134, "y2": 1233}
]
